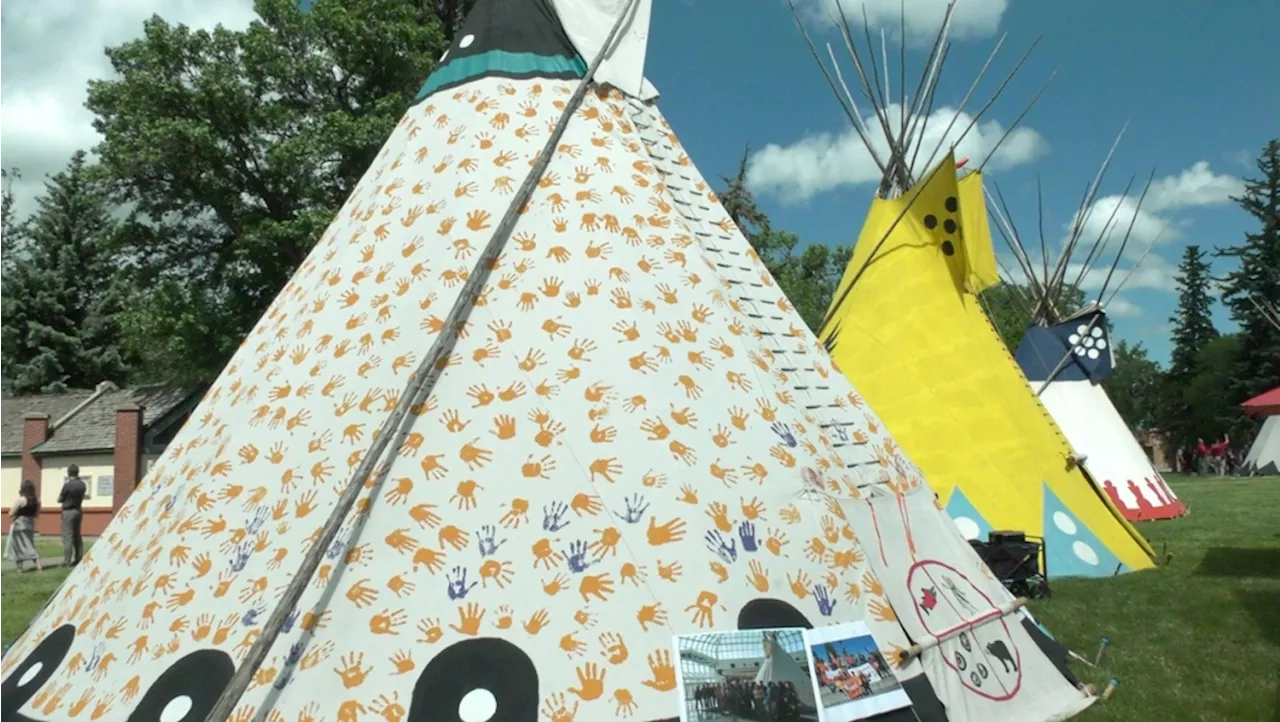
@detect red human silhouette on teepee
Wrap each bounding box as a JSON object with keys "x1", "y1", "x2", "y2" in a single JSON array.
[
  {"x1": 1102, "y1": 479, "x2": 1128, "y2": 512},
  {"x1": 1126, "y1": 479, "x2": 1156, "y2": 518}
]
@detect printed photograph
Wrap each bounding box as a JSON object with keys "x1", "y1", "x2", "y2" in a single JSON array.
[
  {"x1": 803, "y1": 622, "x2": 913, "y2": 721},
  {"x1": 673, "y1": 628, "x2": 820, "y2": 722}
]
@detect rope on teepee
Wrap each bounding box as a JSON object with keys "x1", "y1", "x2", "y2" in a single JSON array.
[{"x1": 203, "y1": 1, "x2": 642, "y2": 716}]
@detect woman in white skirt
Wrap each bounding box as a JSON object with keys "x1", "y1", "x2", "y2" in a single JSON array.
[{"x1": 6, "y1": 479, "x2": 43, "y2": 572}]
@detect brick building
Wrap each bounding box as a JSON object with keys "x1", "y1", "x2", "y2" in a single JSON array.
[{"x1": 1, "y1": 381, "x2": 201, "y2": 535}]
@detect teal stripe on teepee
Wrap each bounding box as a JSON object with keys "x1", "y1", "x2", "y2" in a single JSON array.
[{"x1": 417, "y1": 50, "x2": 587, "y2": 100}]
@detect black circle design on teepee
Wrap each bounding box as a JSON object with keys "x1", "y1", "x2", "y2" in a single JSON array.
[
  {"x1": 923, "y1": 215, "x2": 938, "y2": 229},
  {"x1": 945, "y1": 196, "x2": 958, "y2": 212},
  {"x1": 408, "y1": 638, "x2": 538, "y2": 722},
  {"x1": 943, "y1": 218, "x2": 957, "y2": 234},
  {"x1": 125, "y1": 649, "x2": 235, "y2": 722},
  {"x1": 737, "y1": 599, "x2": 812, "y2": 630},
  {"x1": 941, "y1": 241, "x2": 956, "y2": 256},
  {"x1": 0, "y1": 624, "x2": 75, "y2": 720}
]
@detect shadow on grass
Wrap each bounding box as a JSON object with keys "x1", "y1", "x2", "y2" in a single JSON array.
[
  {"x1": 1193, "y1": 547, "x2": 1280, "y2": 579},
  {"x1": 1233, "y1": 587, "x2": 1280, "y2": 721}
]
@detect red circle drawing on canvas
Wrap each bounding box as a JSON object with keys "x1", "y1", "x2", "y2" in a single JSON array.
[{"x1": 906, "y1": 559, "x2": 1023, "y2": 701}]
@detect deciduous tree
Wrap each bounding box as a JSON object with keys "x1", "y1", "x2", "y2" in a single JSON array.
[
  {"x1": 1103, "y1": 340, "x2": 1165, "y2": 430},
  {"x1": 87, "y1": 0, "x2": 455, "y2": 383},
  {"x1": 717, "y1": 150, "x2": 849, "y2": 330}
]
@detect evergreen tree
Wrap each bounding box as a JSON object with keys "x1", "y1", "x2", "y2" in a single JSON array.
[
  {"x1": 1216, "y1": 139, "x2": 1280, "y2": 402},
  {"x1": 1167, "y1": 245, "x2": 1219, "y2": 381},
  {"x1": 1163, "y1": 244, "x2": 1219, "y2": 447},
  {"x1": 0, "y1": 152, "x2": 133, "y2": 393}
]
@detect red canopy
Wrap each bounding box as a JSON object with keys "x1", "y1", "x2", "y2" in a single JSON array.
[{"x1": 1241, "y1": 386, "x2": 1280, "y2": 417}]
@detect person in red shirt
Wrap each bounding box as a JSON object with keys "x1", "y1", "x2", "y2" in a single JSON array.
[{"x1": 1195, "y1": 438, "x2": 1209, "y2": 475}]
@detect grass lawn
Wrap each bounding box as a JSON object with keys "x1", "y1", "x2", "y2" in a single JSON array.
[
  {"x1": 0, "y1": 477, "x2": 1275, "y2": 719},
  {"x1": 1031, "y1": 474, "x2": 1280, "y2": 720},
  {"x1": 0, "y1": 535, "x2": 94, "y2": 563}
]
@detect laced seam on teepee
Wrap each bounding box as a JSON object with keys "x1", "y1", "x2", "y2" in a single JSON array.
[
  {"x1": 628, "y1": 104, "x2": 881, "y2": 496},
  {"x1": 202, "y1": 1, "x2": 645, "y2": 716}
]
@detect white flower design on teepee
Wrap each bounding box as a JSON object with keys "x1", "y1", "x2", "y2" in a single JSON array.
[{"x1": 1068, "y1": 323, "x2": 1107, "y2": 359}]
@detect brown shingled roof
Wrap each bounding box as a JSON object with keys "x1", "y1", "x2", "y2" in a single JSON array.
[
  {"x1": 36, "y1": 385, "x2": 198, "y2": 455},
  {"x1": 1, "y1": 388, "x2": 98, "y2": 456}
]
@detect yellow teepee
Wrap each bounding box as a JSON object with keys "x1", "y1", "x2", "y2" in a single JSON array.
[{"x1": 821, "y1": 153, "x2": 1155, "y2": 578}]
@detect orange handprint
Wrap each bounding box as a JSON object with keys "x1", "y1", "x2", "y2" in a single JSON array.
[
  {"x1": 568, "y1": 662, "x2": 607, "y2": 701},
  {"x1": 641, "y1": 649, "x2": 677, "y2": 691},
  {"x1": 646, "y1": 516, "x2": 686, "y2": 545},
  {"x1": 450, "y1": 603, "x2": 485, "y2": 635}
]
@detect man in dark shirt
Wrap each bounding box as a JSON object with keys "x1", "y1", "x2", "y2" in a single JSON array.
[{"x1": 57, "y1": 464, "x2": 86, "y2": 566}]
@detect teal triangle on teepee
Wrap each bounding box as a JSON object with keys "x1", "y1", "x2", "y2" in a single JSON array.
[
  {"x1": 943, "y1": 487, "x2": 993, "y2": 542},
  {"x1": 1042, "y1": 482, "x2": 1129, "y2": 578}
]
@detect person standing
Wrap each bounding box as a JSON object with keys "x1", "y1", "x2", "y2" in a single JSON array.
[
  {"x1": 57, "y1": 465, "x2": 86, "y2": 566},
  {"x1": 6, "y1": 479, "x2": 42, "y2": 572}
]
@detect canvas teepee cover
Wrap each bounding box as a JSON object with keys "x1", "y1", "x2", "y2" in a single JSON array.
[
  {"x1": 821, "y1": 157, "x2": 1155, "y2": 579},
  {"x1": 1242, "y1": 386, "x2": 1280, "y2": 475},
  {"x1": 1015, "y1": 309, "x2": 1187, "y2": 520},
  {"x1": 794, "y1": 3, "x2": 1154, "y2": 578},
  {"x1": 0, "y1": 1, "x2": 1093, "y2": 721}
]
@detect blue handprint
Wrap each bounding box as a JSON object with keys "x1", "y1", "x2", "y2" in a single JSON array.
[
  {"x1": 770, "y1": 421, "x2": 799, "y2": 448},
  {"x1": 246, "y1": 506, "x2": 270, "y2": 533},
  {"x1": 564, "y1": 540, "x2": 593, "y2": 573},
  {"x1": 738, "y1": 521, "x2": 759, "y2": 553},
  {"x1": 704, "y1": 530, "x2": 738, "y2": 563},
  {"x1": 619, "y1": 494, "x2": 649, "y2": 524},
  {"x1": 814, "y1": 585, "x2": 837, "y2": 616},
  {"x1": 283, "y1": 640, "x2": 306, "y2": 668},
  {"x1": 85, "y1": 643, "x2": 105, "y2": 672},
  {"x1": 230, "y1": 542, "x2": 254, "y2": 572},
  {"x1": 476, "y1": 525, "x2": 506, "y2": 557},
  {"x1": 325, "y1": 539, "x2": 346, "y2": 560},
  {"x1": 242, "y1": 603, "x2": 266, "y2": 626},
  {"x1": 281, "y1": 609, "x2": 300, "y2": 634},
  {"x1": 543, "y1": 501, "x2": 571, "y2": 532},
  {"x1": 447, "y1": 566, "x2": 478, "y2": 600}
]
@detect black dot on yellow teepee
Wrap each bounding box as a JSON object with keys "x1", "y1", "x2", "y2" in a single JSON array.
[
  {"x1": 945, "y1": 196, "x2": 958, "y2": 212},
  {"x1": 941, "y1": 241, "x2": 956, "y2": 256},
  {"x1": 943, "y1": 219, "x2": 957, "y2": 234},
  {"x1": 923, "y1": 215, "x2": 938, "y2": 229}
]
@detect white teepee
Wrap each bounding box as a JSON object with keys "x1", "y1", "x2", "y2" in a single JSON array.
[
  {"x1": 0, "y1": 1, "x2": 1093, "y2": 720},
  {"x1": 994, "y1": 139, "x2": 1189, "y2": 522}
]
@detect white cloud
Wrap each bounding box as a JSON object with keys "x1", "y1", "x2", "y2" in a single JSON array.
[
  {"x1": 1, "y1": 0, "x2": 258, "y2": 213},
  {"x1": 997, "y1": 249, "x2": 1179, "y2": 299},
  {"x1": 792, "y1": 0, "x2": 1008, "y2": 43},
  {"x1": 1065, "y1": 162, "x2": 1245, "y2": 255},
  {"x1": 745, "y1": 103, "x2": 1047, "y2": 203},
  {"x1": 1146, "y1": 161, "x2": 1246, "y2": 212},
  {"x1": 1105, "y1": 296, "x2": 1142, "y2": 318}
]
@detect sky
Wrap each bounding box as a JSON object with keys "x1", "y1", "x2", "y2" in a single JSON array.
[{"x1": 2, "y1": 0, "x2": 1277, "y2": 364}]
